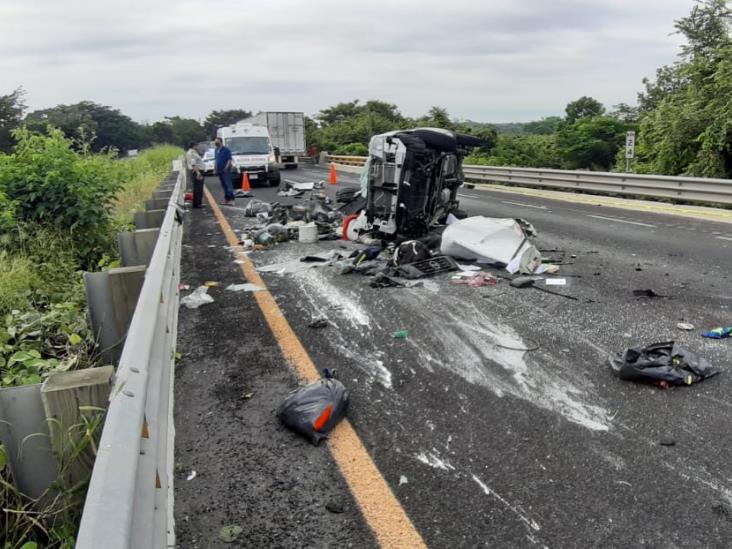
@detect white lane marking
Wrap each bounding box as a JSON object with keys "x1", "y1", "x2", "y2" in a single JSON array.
[
  {"x1": 501, "y1": 200, "x2": 547, "y2": 210},
  {"x1": 586, "y1": 214, "x2": 656, "y2": 228},
  {"x1": 457, "y1": 193, "x2": 482, "y2": 199},
  {"x1": 716, "y1": 235, "x2": 732, "y2": 242}
]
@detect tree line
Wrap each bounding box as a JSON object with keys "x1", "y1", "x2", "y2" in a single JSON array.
[{"x1": 0, "y1": 94, "x2": 251, "y2": 154}]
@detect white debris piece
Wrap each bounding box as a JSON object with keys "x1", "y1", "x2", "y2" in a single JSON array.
[
  {"x1": 225, "y1": 283, "x2": 264, "y2": 293},
  {"x1": 180, "y1": 286, "x2": 214, "y2": 309},
  {"x1": 440, "y1": 216, "x2": 541, "y2": 274}
]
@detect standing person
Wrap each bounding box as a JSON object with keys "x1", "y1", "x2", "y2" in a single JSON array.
[
  {"x1": 214, "y1": 137, "x2": 235, "y2": 205},
  {"x1": 186, "y1": 142, "x2": 205, "y2": 208}
]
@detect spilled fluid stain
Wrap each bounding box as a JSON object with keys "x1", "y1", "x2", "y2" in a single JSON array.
[
  {"x1": 395, "y1": 292, "x2": 611, "y2": 431},
  {"x1": 292, "y1": 269, "x2": 393, "y2": 388}
]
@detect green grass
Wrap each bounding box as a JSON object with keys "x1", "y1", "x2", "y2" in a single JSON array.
[{"x1": 112, "y1": 146, "x2": 181, "y2": 229}]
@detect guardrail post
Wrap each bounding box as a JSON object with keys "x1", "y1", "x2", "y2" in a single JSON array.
[
  {"x1": 118, "y1": 229, "x2": 160, "y2": 267},
  {"x1": 134, "y1": 209, "x2": 166, "y2": 229},
  {"x1": 0, "y1": 384, "x2": 57, "y2": 498},
  {"x1": 84, "y1": 266, "x2": 147, "y2": 363},
  {"x1": 41, "y1": 366, "x2": 114, "y2": 488},
  {"x1": 145, "y1": 198, "x2": 169, "y2": 211}
]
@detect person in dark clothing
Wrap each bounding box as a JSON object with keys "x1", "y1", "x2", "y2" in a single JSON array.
[
  {"x1": 186, "y1": 142, "x2": 205, "y2": 208},
  {"x1": 214, "y1": 137, "x2": 235, "y2": 205}
]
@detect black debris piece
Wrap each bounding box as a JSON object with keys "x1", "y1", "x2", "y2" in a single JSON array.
[
  {"x1": 325, "y1": 502, "x2": 345, "y2": 514},
  {"x1": 277, "y1": 377, "x2": 349, "y2": 445},
  {"x1": 369, "y1": 273, "x2": 405, "y2": 288},
  {"x1": 308, "y1": 318, "x2": 329, "y2": 329},
  {"x1": 633, "y1": 289, "x2": 668, "y2": 299},
  {"x1": 609, "y1": 341, "x2": 720, "y2": 386},
  {"x1": 395, "y1": 255, "x2": 458, "y2": 279},
  {"x1": 300, "y1": 255, "x2": 329, "y2": 263},
  {"x1": 659, "y1": 438, "x2": 676, "y2": 447}
]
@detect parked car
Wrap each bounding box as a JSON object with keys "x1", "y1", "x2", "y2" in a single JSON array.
[{"x1": 202, "y1": 147, "x2": 215, "y2": 175}]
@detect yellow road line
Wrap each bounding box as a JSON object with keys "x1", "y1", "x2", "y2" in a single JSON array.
[
  {"x1": 203, "y1": 187, "x2": 426, "y2": 549},
  {"x1": 471, "y1": 184, "x2": 732, "y2": 224}
]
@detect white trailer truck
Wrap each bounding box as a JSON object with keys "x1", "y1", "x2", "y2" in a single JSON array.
[
  {"x1": 216, "y1": 123, "x2": 280, "y2": 186},
  {"x1": 240, "y1": 112, "x2": 305, "y2": 169}
]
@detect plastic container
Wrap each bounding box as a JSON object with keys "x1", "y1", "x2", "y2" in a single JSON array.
[{"x1": 298, "y1": 222, "x2": 318, "y2": 243}]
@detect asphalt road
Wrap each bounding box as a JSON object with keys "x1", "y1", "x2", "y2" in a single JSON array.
[{"x1": 176, "y1": 164, "x2": 732, "y2": 548}]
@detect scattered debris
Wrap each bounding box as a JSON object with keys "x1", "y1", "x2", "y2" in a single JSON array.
[
  {"x1": 325, "y1": 502, "x2": 345, "y2": 514},
  {"x1": 308, "y1": 318, "x2": 329, "y2": 329},
  {"x1": 545, "y1": 278, "x2": 567, "y2": 286},
  {"x1": 177, "y1": 283, "x2": 190, "y2": 291},
  {"x1": 219, "y1": 525, "x2": 243, "y2": 543},
  {"x1": 225, "y1": 283, "x2": 264, "y2": 293},
  {"x1": 181, "y1": 286, "x2": 214, "y2": 309},
  {"x1": 451, "y1": 271, "x2": 497, "y2": 288},
  {"x1": 399, "y1": 475, "x2": 409, "y2": 486},
  {"x1": 609, "y1": 341, "x2": 720, "y2": 386},
  {"x1": 395, "y1": 256, "x2": 458, "y2": 279},
  {"x1": 659, "y1": 438, "x2": 676, "y2": 447},
  {"x1": 186, "y1": 470, "x2": 197, "y2": 481},
  {"x1": 394, "y1": 240, "x2": 431, "y2": 265},
  {"x1": 633, "y1": 289, "x2": 668, "y2": 298},
  {"x1": 243, "y1": 392, "x2": 255, "y2": 399},
  {"x1": 244, "y1": 199, "x2": 272, "y2": 216},
  {"x1": 277, "y1": 374, "x2": 349, "y2": 445},
  {"x1": 676, "y1": 322, "x2": 694, "y2": 331},
  {"x1": 702, "y1": 326, "x2": 731, "y2": 339},
  {"x1": 203, "y1": 281, "x2": 220, "y2": 287},
  {"x1": 392, "y1": 330, "x2": 409, "y2": 339}
]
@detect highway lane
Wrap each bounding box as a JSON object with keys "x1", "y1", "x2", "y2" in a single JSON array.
[{"x1": 180, "y1": 165, "x2": 732, "y2": 548}]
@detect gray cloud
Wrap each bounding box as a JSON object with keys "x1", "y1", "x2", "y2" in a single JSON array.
[{"x1": 0, "y1": 0, "x2": 694, "y2": 123}]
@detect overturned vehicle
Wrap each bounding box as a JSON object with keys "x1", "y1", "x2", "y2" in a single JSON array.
[{"x1": 340, "y1": 128, "x2": 482, "y2": 240}]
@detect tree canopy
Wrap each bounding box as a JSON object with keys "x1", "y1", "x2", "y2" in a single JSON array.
[{"x1": 0, "y1": 87, "x2": 27, "y2": 153}]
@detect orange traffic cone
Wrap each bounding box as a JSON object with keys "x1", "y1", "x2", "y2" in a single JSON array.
[
  {"x1": 241, "y1": 171, "x2": 251, "y2": 191},
  {"x1": 329, "y1": 162, "x2": 338, "y2": 185}
]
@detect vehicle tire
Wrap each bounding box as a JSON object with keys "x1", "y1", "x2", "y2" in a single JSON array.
[
  {"x1": 410, "y1": 129, "x2": 457, "y2": 153},
  {"x1": 451, "y1": 208, "x2": 468, "y2": 219}
]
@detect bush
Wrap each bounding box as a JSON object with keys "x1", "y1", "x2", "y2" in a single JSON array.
[
  {"x1": 0, "y1": 127, "x2": 123, "y2": 269},
  {"x1": 335, "y1": 142, "x2": 369, "y2": 156}
]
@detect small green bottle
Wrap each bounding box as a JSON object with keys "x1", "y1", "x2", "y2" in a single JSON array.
[{"x1": 392, "y1": 330, "x2": 409, "y2": 339}]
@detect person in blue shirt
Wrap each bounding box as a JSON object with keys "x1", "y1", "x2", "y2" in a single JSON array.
[{"x1": 214, "y1": 137, "x2": 235, "y2": 205}]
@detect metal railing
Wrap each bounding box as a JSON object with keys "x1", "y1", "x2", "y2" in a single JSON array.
[
  {"x1": 326, "y1": 155, "x2": 732, "y2": 205},
  {"x1": 328, "y1": 154, "x2": 368, "y2": 166},
  {"x1": 76, "y1": 169, "x2": 184, "y2": 549}
]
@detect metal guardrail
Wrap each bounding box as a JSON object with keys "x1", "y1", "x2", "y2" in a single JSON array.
[
  {"x1": 76, "y1": 169, "x2": 184, "y2": 549},
  {"x1": 328, "y1": 154, "x2": 368, "y2": 166},
  {"x1": 326, "y1": 155, "x2": 732, "y2": 205}
]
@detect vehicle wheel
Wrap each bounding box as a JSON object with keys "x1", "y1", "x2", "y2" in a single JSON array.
[{"x1": 269, "y1": 171, "x2": 281, "y2": 187}]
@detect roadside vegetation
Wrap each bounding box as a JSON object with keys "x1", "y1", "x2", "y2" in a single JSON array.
[{"x1": 0, "y1": 126, "x2": 179, "y2": 547}]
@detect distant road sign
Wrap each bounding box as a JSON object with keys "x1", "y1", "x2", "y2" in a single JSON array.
[{"x1": 625, "y1": 131, "x2": 636, "y2": 159}]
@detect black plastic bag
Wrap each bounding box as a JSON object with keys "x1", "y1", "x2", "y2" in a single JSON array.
[
  {"x1": 609, "y1": 341, "x2": 720, "y2": 386},
  {"x1": 277, "y1": 377, "x2": 349, "y2": 444}
]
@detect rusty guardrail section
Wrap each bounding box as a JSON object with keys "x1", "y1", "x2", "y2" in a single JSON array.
[{"x1": 326, "y1": 154, "x2": 732, "y2": 205}]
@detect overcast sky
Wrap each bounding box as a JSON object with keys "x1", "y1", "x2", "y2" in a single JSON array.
[{"x1": 1, "y1": 0, "x2": 693, "y2": 123}]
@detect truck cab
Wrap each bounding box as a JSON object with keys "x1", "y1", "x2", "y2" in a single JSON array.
[{"x1": 216, "y1": 123, "x2": 280, "y2": 186}]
